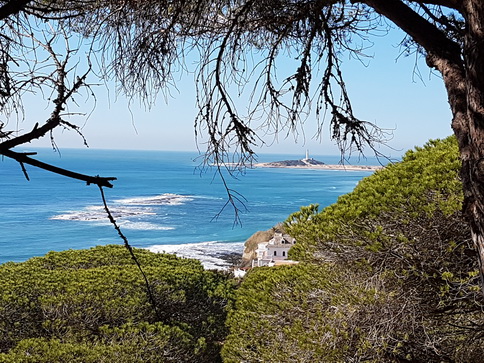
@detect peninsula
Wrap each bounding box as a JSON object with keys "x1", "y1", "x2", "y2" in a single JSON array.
[{"x1": 255, "y1": 151, "x2": 383, "y2": 171}]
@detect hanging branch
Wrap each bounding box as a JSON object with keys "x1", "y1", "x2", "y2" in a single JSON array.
[
  {"x1": 98, "y1": 186, "x2": 161, "y2": 321},
  {"x1": 0, "y1": 17, "x2": 156, "y2": 308},
  {"x1": 0, "y1": 19, "x2": 161, "y2": 318},
  {"x1": 0, "y1": 21, "x2": 116, "y2": 187}
]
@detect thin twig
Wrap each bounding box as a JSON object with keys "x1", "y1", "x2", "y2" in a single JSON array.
[
  {"x1": 19, "y1": 161, "x2": 30, "y2": 181},
  {"x1": 98, "y1": 185, "x2": 161, "y2": 320}
]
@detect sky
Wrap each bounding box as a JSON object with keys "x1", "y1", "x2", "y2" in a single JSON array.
[{"x1": 24, "y1": 27, "x2": 453, "y2": 159}]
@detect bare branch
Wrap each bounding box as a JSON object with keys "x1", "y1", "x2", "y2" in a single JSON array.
[
  {"x1": 362, "y1": 0, "x2": 463, "y2": 65},
  {"x1": 2, "y1": 149, "x2": 116, "y2": 188},
  {"x1": 405, "y1": 0, "x2": 463, "y2": 11}
]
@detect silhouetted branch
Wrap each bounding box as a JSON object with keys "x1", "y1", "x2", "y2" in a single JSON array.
[
  {"x1": 210, "y1": 165, "x2": 249, "y2": 225},
  {"x1": 0, "y1": 0, "x2": 31, "y2": 21},
  {"x1": 2, "y1": 149, "x2": 116, "y2": 188}
]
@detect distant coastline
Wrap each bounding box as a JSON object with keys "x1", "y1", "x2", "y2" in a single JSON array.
[
  {"x1": 254, "y1": 155, "x2": 383, "y2": 171},
  {"x1": 255, "y1": 162, "x2": 382, "y2": 171}
]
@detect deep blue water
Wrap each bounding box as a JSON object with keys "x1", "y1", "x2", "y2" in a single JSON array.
[{"x1": 0, "y1": 148, "x2": 378, "y2": 268}]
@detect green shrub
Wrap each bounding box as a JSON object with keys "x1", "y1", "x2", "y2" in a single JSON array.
[
  {"x1": 0, "y1": 323, "x2": 193, "y2": 363},
  {"x1": 224, "y1": 137, "x2": 484, "y2": 362},
  {"x1": 222, "y1": 263, "x2": 394, "y2": 362},
  {"x1": 0, "y1": 245, "x2": 235, "y2": 362}
]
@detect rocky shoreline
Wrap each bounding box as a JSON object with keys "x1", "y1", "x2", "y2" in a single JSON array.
[{"x1": 254, "y1": 159, "x2": 382, "y2": 171}]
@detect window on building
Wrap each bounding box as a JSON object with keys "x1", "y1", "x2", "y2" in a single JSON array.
[
  {"x1": 273, "y1": 251, "x2": 277, "y2": 256},
  {"x1": 282, "y1": 251, "x2": 286, "y2": 257}
]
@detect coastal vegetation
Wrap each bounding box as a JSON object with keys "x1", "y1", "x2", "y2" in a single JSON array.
[
  {"x1": 0, "y1": 246, "x2": 235, "y2": 362},
  {"x1": 223, "y1": 137, "x2": 484, "y2": 362},
  {"x1": 1, "y1": 137, "x2": 483, "y2": 362},
  {"x1": 0, "y1": 2, "x2": 483, "y2": 361}
]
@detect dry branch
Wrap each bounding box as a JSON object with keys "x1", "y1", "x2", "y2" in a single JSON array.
[{"x1": 1, "y1": 149, "x2": 116, "y2": 188}]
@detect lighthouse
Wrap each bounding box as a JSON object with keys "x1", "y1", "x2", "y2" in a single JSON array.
[{"x1": 304, "y1": 149, "x2": 310, "y2": 161}]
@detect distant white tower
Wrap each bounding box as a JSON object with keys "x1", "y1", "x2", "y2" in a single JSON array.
[{"x1": 304, "y1": 149, "x2": 309, "y2": 161}]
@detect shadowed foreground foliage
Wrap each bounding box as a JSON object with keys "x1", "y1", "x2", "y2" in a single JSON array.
[
  {"x1": 223, "y1": 137, "x2": 484, "y2": 362},
  {"x1": 0, "y1": 245, "x2": 235, "y2": 362}
]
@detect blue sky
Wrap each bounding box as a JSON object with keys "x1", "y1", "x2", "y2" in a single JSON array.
[{"x1": 26, "y1": 28, "x2": 453, "y2": 158}]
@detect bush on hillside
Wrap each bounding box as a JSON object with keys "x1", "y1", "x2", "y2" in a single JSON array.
[
  {"x1": 0, "y1": 245, "x2": 235, "y2": 362},
  {"x1": 222, "y1": 263, "x2": 401, "y2": 362},
  {"x1": 223, "y1": 137, "x2": 484, "y2": 362}
]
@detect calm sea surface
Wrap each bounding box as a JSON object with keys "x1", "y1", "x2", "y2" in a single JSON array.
[{"x1": 0, "y1": 148, "x2": 378, "y2": 268}]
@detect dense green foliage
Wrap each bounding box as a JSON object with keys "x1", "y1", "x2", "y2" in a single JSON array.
[
  {"x1": 0, "y1": 245, "x2": 235, "y2": 362},
  {"x1": 223, "y1": 137, "x2": 484, "y2": 362},
  {"x1": 2, "y1": 138, "x2": 484, "y2": 362},
  {"x1": 222, "y1": 263, "x2": 394, "y2": 362}
]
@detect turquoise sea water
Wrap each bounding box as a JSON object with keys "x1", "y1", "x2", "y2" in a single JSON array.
[{"x1": 0, "y1": 148, "x2": 378, "y2": 268}]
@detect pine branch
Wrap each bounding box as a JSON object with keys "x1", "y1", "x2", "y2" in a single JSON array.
[{"x1": 1, "y1": 149, "x2": 116, "y2": 188}]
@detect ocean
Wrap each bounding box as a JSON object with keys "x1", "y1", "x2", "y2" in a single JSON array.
[{"x1": 0, "y1": 148, "x2": 378, "y2": 269}]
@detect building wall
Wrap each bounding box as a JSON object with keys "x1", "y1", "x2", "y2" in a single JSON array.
[{"x1": 267, "y1": 245, "x2": 290, "y2": 260}]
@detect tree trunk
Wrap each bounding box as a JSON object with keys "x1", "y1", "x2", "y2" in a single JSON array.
[
  {"x1": 366, "y1": 0, "x2": 484, "y2": 295},
  {"x1": 459, "y1": 0, "x2": 484, "y2": 292},
  {"x1": 426, "y1": 0, "x2": 484, "y2": 295}
]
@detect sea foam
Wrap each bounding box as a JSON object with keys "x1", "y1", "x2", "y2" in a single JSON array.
[
  {"x1": 114, "y1": 193, "x2": 194, "y2": 206},
  {"x1": 117, "y1": 220, "x2": 174, "y2": 231},
  {"x1": 148, "y1": 241, "x2": 245, "y2": 270},
  {"x1": 51, "y1": 205, "x2": 156, "y2": 222}
]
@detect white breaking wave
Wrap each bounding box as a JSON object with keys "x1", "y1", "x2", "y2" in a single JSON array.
[
  {"x1": 148, "y1": 241, "x2": 245, "y2": 270},
  {"x1": 51, "y1": 205, "x2": 156, "y2": 222},
  {"x1": 50, "y1": 193, "x2": 195, "y2": 233},
  {"x1": 117, "y1": 220, "x2": 174, "y2": 231},
  {"x1": 114, "y1": 193, "x2": 194, "y2": 206}
]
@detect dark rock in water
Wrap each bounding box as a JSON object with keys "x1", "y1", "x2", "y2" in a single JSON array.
[{"x1": 217, "y1": 252, "x2": 243, "y2": 267}]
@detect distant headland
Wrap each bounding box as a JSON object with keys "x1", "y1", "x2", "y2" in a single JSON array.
[{"x1": 254, "y1": 151, "x2": 383, "y2": 171}]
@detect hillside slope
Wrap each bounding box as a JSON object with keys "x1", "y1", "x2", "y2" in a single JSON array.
[{"x1": 223, "y1": 137, "x2": 484, "y2": 362}]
